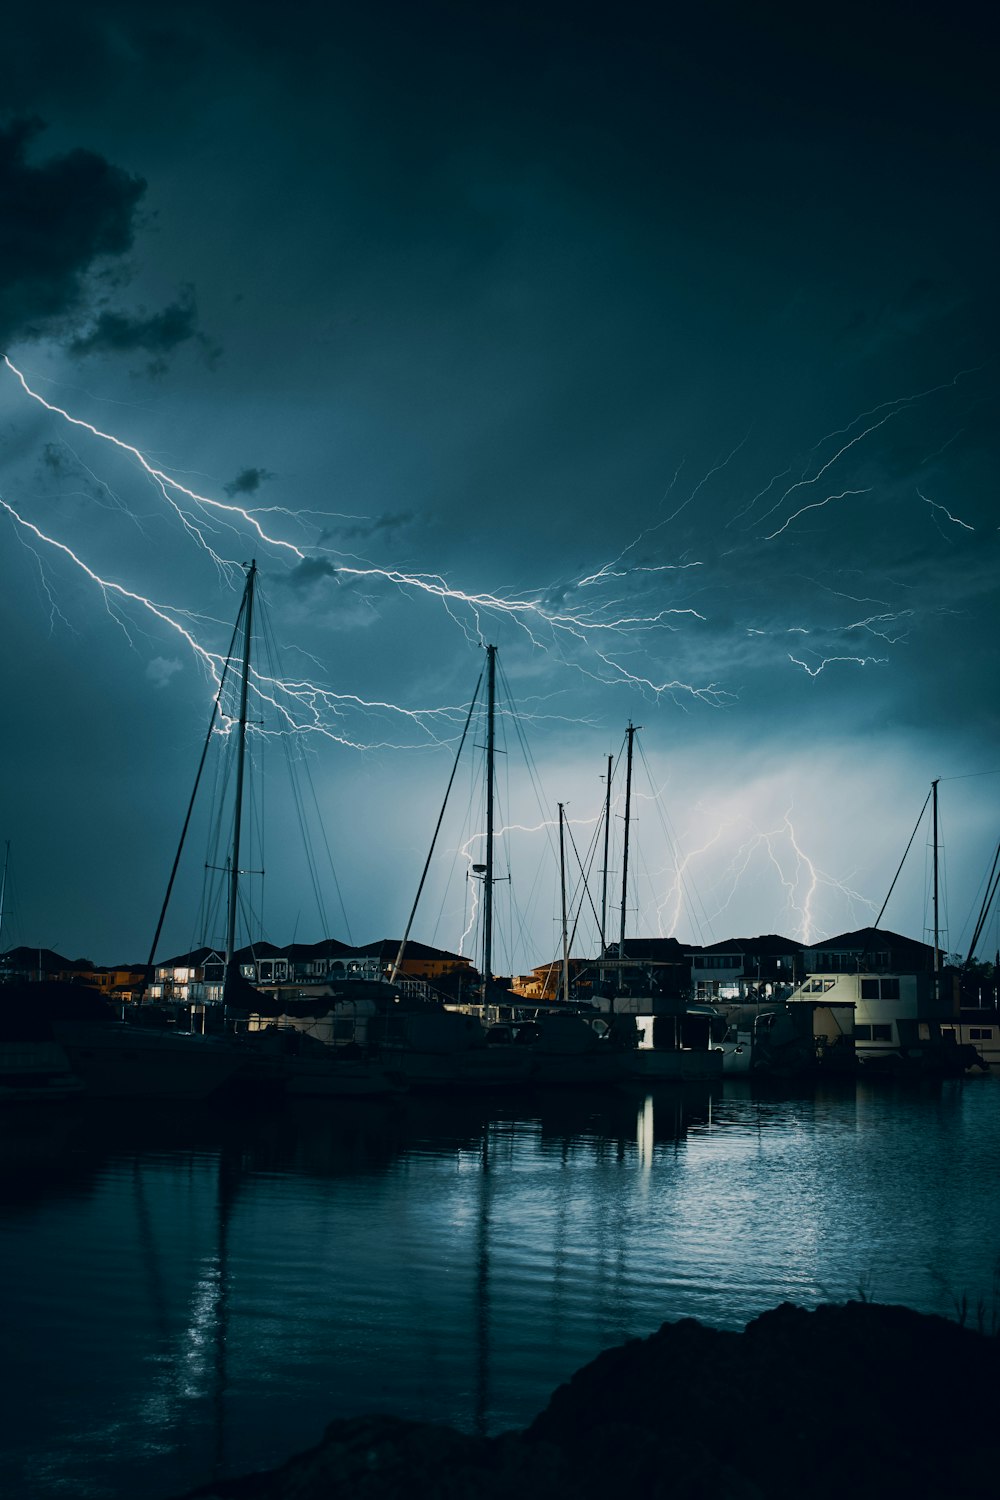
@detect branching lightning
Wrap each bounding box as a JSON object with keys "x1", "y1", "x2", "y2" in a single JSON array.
[
  {"x1": 2, "y1": 356, "x2": 731, "y2": 718},
  {"x1": 1, "y1": 349, "x2": 990, "y2": 957}
]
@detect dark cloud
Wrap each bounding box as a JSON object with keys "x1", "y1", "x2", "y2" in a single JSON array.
[
  {"x1": 41, "y1": 442, "x2": 72, "y2": 475},
  {"x1": 0, "y1": 117, "x2": 145, "y2": 348},
  {"x1": 334, "y1": 511, "x2": 414, "y2": 543},
  {"x1": 281, "y1": 557, "x2": 338, "y2": 590},
  {"x1": 69, "y1": 284, "x2": 220, "y2": 373},
  {"x1": 224, "y1": 466, "x2": 276, "y2": 498}
]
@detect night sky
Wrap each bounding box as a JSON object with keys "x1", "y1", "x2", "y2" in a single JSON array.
[{"x1": 1, "y1": 1, "x2": 997, "y2": 970}]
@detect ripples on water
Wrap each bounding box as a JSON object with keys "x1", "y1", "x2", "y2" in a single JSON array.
[{"x1": 1, "y1": 1079, "x2": 998, "y2": 1498}]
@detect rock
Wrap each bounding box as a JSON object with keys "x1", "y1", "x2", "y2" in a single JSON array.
[{"x1": 173, "y1": 1302, "x2": 999, "y2": 1500}]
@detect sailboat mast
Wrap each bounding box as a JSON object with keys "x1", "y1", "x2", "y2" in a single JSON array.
[
  {"x1": 932, "y1": 776, "x2": 940, "y2": 1001},
  {"x1": 618, "y1": 723, "x2": 636, "y2": 989},
  {"x1": 225, "y1": 561, "x2": 257, "y2": 977},
  {"x1": 483, "y1": 644, "x2": 497, "y2": 993},
  {"x1": 559, "y1": 802, "x2": 570, "y2": 1003},
  {"x1": 600, "y1": 754, "x2": 612, "y2": 955}
]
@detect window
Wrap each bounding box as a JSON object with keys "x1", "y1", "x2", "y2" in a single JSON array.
[
  {"x1": 871, "y1": 1024, "x2": 893, "y2": 1042},
  {"x1": 860, "y1": 977, "x2": 900, "y2": 1001},
  {"x1": 855, "y1": 1024, "x2": 872, "y2": 1041}
]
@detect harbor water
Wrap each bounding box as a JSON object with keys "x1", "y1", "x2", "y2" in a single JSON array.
[{"x1": 2, "y1": 1076, "x2": 999, "y2": 1498}]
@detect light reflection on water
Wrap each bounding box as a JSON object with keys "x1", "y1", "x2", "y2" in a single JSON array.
[{"x1": 1, "y1": 1079, "x2": 998, "y2": 1498}]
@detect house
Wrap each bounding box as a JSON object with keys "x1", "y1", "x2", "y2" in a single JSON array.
[
  {"x1": 148, "y1": 947, "x2": 225, "y2": 1004},
  {"x1": 800, "y1": 926, "x2": 939, "y2": 976},
  {"x1": 0, "y1": 946, "x2": 100, "y2": 986},
  {"x1": 592, "y1": 937, "x2": 690, "y2": 1001},
  {"x1": 687, "y1": 935, "x2": 801, "y2": 1004}
]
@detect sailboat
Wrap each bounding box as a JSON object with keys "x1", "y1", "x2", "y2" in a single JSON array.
[
  {"x1": 48, "y1": 563, "x2": 398, "y2": 1100},
  {"x1": 504, "y1": 799, "x2": 630, "y2": 1087},
  {"x1": 165, "y1": 561, "x2": 406, "y2": 1098},
  {"x1": 786, "y1": 779, "x2": 986, "y2": 1077},
  {"x1": 377, "y1": 645, "x2": 535, "y2": 1090},
  {"x1": 590, "y1": 724, "x2": 722, "y2": 1083}
]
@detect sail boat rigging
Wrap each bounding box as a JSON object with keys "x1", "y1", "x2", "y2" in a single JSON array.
[
  {"x1": 224, "y1": 560, "x2": 256, "y2": 1008},
  {"x1": 142, "y1": 560, "x2": 259, "y2": 1010},
  {"x1": 390, "y1": 642, "x2": 509, "y2": 1003}
]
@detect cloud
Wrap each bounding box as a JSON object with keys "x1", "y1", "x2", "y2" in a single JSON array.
[
  {"x1": 0, "y1": 117, "x2": 145, "y2": 348},
  {"x1": 69, "y1": 284, "x2": 220, "y2": 373},
  {"x1": 326, "y1": 510, "x2": 414, "y2": 543},
  {"x1": 146, "y1": 656, "x2": 183, "y2": 689},
  {"x1": 41, "y1": 442, "x2": 71, "y2": 475},
  {"x1": 0, "y1": 119, "x2": 215, "y2": 372},
  {"x1": 224, "y1": 466, "x2": 276, "y2": 498},
  {"x1": 281, "y1": 557, "x2": 338, "y2": 590}
]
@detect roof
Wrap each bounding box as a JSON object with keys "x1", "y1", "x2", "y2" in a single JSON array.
[
  {"x1": 804, "y1": 927, "x2": 933, "y2": 954},
  {"x1": 368, "y1": 939, "x2": 472, "y2": 964},
  {"x1": 685, "y1": 934, "x2": 801, "y2": 956},
  {"x1": 605, "y1": 937, "x2": 687, "y2": 961},
  {"x1": 1, "y1": 945, "x2": 87, "y2": 970}
]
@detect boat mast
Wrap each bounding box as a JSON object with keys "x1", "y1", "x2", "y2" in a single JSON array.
[
  {"x1": 932, "y1": 776, "x2": 940, "y2": 1002},
  {"x1": 389, "y1": 670, "x2": 484, "y2": 985},
  {"x1": 559, "y1": 802, "x2": 570, "y2": 1003},
  {"x1": 482, "y1": 643, "x2": 497, "y2": 995},
  {"x1": 599, "y1": 754, "x2": 612, "y2": 956},
  {"x1": 618, "y1": 722, "x2": 637, "y2": 990},
  {"x1": 225, "y1": 561, "x2": 257, "y2": 991}
]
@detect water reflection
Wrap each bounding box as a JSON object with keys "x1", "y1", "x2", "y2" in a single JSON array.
[{"x1": 0, "y1": 1079, "x2": 997, "y2": 1499}]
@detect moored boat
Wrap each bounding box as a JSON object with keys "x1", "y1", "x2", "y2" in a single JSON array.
[{"x1": 0, "y1": 1037, "x2": 85, "y2": 1103}]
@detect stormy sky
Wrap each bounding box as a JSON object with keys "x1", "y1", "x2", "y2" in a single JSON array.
[{"x1": 1, "y1": 1, "x2": 997, "y2": 970}]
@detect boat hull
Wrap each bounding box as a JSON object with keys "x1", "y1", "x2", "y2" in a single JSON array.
[{"x1": 51, "y1": 1021, "x2": 245, "y2": 1100}]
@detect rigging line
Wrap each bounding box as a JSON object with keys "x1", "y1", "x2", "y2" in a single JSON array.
[
  {"x1": 566, "y1": 814, "x2": 604, "y2": 942},
  {"x1": 939, "y1": 769, "x2": 1000, "y2": 781},
  {"x1": 874, "y1": 787, "x2": 932, "y2": 929},
  {"x1": 257, "y1": 593, "x2": 334, "y2": 938},
  {"x1": 142, "y1": 582, "x2": 246, "y2": 985},
  {"x1": 564, "y1": 841, "x2": 597, "y2": 966},
  {"x1": 389, "y1": 667, "x2": 485, "y2": 983},
  {"x1": 495, "y1": 656, "x2": 561, "y2": 866},
  {"x1": 967, "y1": 841, "x2": 1000, "y2": 962},
  {"x1": 634, "y1": 735, "x2": 714, "y2": 943}
]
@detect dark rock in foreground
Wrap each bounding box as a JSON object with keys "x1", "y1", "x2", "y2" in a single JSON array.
[{"x1": 178, "y1": 1301, "x2": 998, "y2": 1500}]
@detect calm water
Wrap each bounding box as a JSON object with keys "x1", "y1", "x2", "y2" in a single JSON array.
[{"x1": 2, "y1": 1077, "x2": 999, "y2": 1498}]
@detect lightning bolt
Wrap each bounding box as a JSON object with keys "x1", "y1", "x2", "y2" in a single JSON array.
[
  {"x1": 763, "y1": 487, "x2": 873, "y2": 542},
  {"x1": 917, "y1": 488, "x2": 976, "y2": 532},
  {"x1": 788, "y1": 653, "x2": 888, "y2": 677},
  {"x1": 1, "y1": 355, "x2": 733, "y2": 717},
  {"x1": 656, "y1": 811, "x2": 876, "y2": 945}
]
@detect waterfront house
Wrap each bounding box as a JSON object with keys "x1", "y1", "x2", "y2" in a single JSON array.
[{"x1": 688, "y1": 934, "x2": 801, "y2": 1004}]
